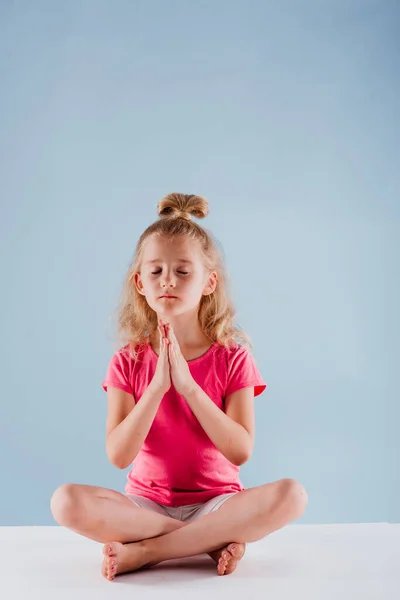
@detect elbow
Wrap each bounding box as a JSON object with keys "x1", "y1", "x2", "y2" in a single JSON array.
[
  {"x1": 106, "y1": 446, "x2": 131, "y2": 470},
  {"x1": 231, "y1": 448, "x2": 252, "y2": 467},
  {"x1": 112, "y1": 457, "x2": 131, "y2": 470},
  {"x1": 228, "y1": 433, "x2": 253, "y2": 466},
  {"x1": 107, "y1": 453, "x2": 127, "y2": 469},
  {"x1": 234, "y1": 454, "x2": 251, "y2": 467}
]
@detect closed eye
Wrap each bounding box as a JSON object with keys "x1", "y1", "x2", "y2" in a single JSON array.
[{"x1": 151, "y1": 270, "x2": 189, "y2": 275}]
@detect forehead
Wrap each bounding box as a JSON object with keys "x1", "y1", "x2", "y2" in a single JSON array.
[{"x1": 142, "y1": 235, "x2": 202, "y2": 264}]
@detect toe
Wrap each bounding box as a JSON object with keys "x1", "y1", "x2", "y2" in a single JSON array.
[
  {"x1": 101, "y1": 557, "x2": 108, "y2": 579},
  {"x1": 225, "y1": 558, "x2": 238, "y2": 575},
  {"x1": 227, "y1": 543, "x2": 246, "y2": 560},
  {"x1": 217, "y1": 560, "x2": 226, "y2": 576},
  {"x1": 102, "y1": 555, "x2": 117, "y2": 581},
  {"x1": 107, "y1": 561, "x2": 115, "y2": 581},
  {"x1": 103, "y1": 541, "x2": 123, "y2": 561}
]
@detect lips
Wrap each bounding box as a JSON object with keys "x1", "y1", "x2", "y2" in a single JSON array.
[{"x1": 159, "y1": 295, "x2": 177, "y2": 299}]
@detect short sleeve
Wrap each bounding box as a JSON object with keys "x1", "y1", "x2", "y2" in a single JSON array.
[
  {"x1": 101, "y1": 350, "x2": 133, "y2": 394},
  {"x1": 225, "y1": 347, "x2": 267, "y2": 398}
]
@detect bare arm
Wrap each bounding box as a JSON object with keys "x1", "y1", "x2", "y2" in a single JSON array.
[
  {"x1": 106, "y1": 383, "x2": 164, "y2": 469},
  {"x1": 106, "y1": 324, "x2": 171, "y2": 469},
  {"x1": 183, "y1": 383, "x2": 255, "y2": 466}
]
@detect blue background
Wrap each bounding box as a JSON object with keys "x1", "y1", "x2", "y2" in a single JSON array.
[{"x1": 1, "y1": 0, "x2": 398, "y2": 525}]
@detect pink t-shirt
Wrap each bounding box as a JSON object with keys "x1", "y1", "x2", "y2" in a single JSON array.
[{"x1": 102, "y1": 341, "x2": 267, "y2": 506}]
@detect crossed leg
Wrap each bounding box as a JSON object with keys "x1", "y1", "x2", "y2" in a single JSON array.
[
  {"x1": 101, "y1": 478, "x2": 307, "y2": 579},
  {"x1": 50, "y1": 483, "x2": 245, "y2": 575},
  {"x1": 51, "y1": 478, "x2": 308, "y2": 580}
]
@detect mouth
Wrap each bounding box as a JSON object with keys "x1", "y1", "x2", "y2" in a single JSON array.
[{"x1": 159, "y1": 295, "x2": 177, "y2": 299}]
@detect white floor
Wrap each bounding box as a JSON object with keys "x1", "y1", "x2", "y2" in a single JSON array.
[{"x1": 1, "y1": 524, "x2": 398, "y2": 600}]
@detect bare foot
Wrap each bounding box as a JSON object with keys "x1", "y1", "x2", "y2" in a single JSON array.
[
  {"x1": 102, "y1": 540, "x2": 246, "y2": 580},
  {"x1": 209, "y1": 543, "x2": 246, "y2": 576},
  {"x1": 102, "y1": 541, "x2": 149, "y2": 581}
]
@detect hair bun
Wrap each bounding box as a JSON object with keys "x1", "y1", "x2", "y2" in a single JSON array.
[{"x1": 157, "y1": 193, "x2": 209, "y2": 221}]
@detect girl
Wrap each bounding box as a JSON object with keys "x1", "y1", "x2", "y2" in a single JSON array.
[{"x1": 50, "y1": 193, "x2": 308, "y2": 581}]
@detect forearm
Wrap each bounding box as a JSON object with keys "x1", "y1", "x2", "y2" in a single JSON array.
[
  {"x1": 106, "y1": 384, "x2": 164, "y2": 469},
  {"x1": 184, "y1": 383, "x2": 252, "y2": 466}
]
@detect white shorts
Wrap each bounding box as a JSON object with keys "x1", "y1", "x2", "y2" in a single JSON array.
[{"x1": 125, "y1": 492, "x2": 237, "y2": 523}]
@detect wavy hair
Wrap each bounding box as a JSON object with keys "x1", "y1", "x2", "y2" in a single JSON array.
[{"x1": 109, "y1": 193, "x2": 252, "y2": 359}]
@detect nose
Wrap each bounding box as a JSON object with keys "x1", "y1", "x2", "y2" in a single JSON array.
[{"x1": 161, "y1": 277, "x2": 176, "y2": 289}]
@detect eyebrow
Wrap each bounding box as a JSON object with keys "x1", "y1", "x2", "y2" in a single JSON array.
[{"x1": 144, "y1": 259, "x2": 194, "y2": 265}]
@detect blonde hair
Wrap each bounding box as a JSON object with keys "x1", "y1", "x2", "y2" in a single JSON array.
[{"x1": 110, "y1": 193, "x2": 252, "y2": 359}]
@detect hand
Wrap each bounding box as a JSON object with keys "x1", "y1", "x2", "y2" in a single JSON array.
[
  {"x1": 165, "y1": 323, "x2": 196, "y2": 397},
  {"x1": 149, "y1": 320, "x2": 171, "y2": 396}
]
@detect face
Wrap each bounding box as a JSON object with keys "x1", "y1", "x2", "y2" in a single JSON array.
[{"x1": 134, "y1": 235, "x2": 217, "y2": 317}]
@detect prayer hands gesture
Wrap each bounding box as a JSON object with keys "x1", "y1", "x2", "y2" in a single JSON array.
[{"x1": 153, "y1": 319, "x2": 196, "y2": 397}]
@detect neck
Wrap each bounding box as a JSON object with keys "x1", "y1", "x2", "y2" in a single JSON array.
[{"x1": 152, "y1": 308, "x2": 210, "y2": 350}]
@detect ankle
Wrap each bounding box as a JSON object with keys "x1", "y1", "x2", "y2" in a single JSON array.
[
  {"x1": 141, "y1": 539, "x2": 161, "y2": 567},
  {"x1": 136, "y1": 539, "x2": 155, "y2": 566}
]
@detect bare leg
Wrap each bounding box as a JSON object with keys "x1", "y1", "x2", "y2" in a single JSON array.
[
  {"x1": 102, "y1": 478, "x2": 308, "y2": 579},
  {"x1": 50, "y1": 483, "x2": 243, "y2": 574},
  {"x1": 50, "y1": 483, "x2": 186, "y2": 543}
]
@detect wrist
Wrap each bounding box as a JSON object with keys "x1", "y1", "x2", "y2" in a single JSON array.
[
  {"x1": 148, "y1": 382, "x2": 167, "y2": 399},
  {"x1": 181, "y1": 380, "x2": 198, "y2": 399}
]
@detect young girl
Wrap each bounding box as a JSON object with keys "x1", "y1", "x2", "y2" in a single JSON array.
[{"x1": 50, "y1": 193, "x2": 308, "y2": 581}]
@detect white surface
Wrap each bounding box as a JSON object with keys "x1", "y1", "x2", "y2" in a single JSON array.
[{"x1": 1, "y1": 524, "x2": 398, "y2": 599}]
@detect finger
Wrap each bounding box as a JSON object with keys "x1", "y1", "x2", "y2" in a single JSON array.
[
  {"x1": 168, "y1": 339, "x2": 176, "y2": 362},
  {"x1": 159, "y1": 322, "x2": 168, "y2": 342},
  {"x1": 159, "y1": 326, "x2": 168, "y2": 348},
  {"x1": 164, "y1": 323, "x2": 171, "y2": 343},
  {"x1": 158, "y1": 328, "x2": 165, "y2": 353},
  {"x1": 164, "y1": 326, "x2": 169, "y2": 343},
  {"x1": 168, "y1": 327, "x2": 180, "y2": 353},
  {"x1": 167, "y1": 342, "x2": 172, "y2": 362},
  {"x1": 165, "y1": 323, "x2": 174, "y2": 341},
  {"x1": 164, "y1": 334, "x2": 170, "y2": 354},
  {"x1": 167, "y1": 330, "x2": 176, "y2": 353}
]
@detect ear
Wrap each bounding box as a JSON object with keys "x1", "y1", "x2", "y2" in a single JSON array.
[
  {"x1": 203, "y1": 271, "x2": 218, "y2": 296},
  {"x1": 134, "y1": 272, "x2": 146, "y2": 296}
]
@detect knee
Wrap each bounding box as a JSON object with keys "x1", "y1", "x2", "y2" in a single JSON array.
[
  {"x1": 50, "y1": 483, "x2": 82, "y2": 526},
  {"x1": 279, "y1": 478, "x2": 308, "y2": 519}
]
